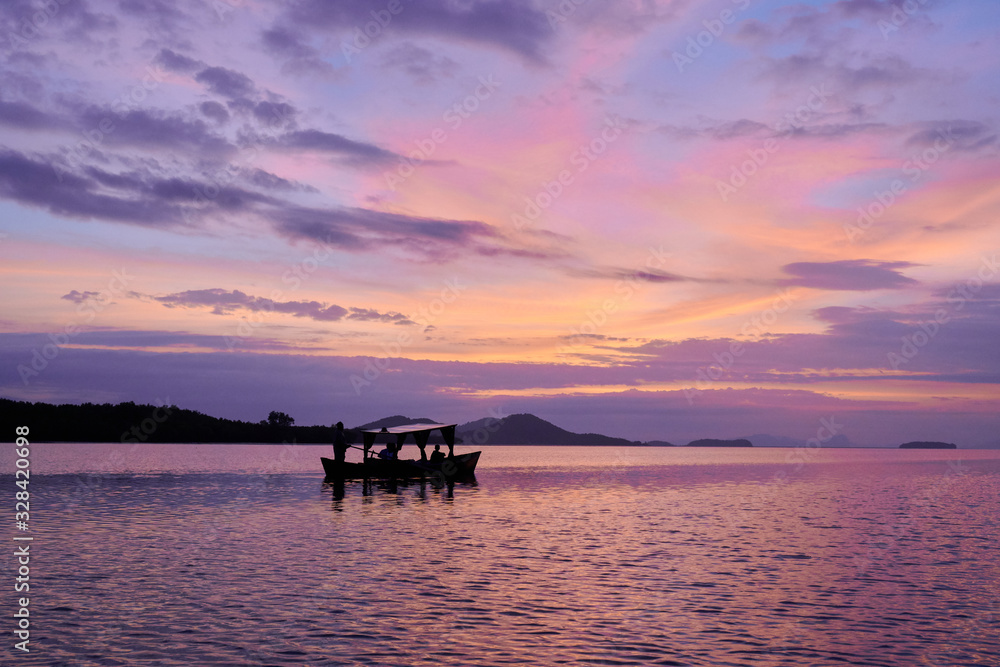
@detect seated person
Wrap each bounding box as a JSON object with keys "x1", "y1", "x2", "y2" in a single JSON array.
[
  {"x1": 429, "y1": 445, "x2": 445, "y2": 463},
  {"x1": 378, "y1": 444, "x2": 397, "y2": 461}
]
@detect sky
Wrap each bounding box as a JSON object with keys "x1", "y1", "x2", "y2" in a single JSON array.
[{"x1": 1, "y1": 0, "x2": 999, "y2": 446}]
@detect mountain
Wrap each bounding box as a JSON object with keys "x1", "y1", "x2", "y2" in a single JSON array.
[
  {"x1": 743, "y1": 434, "x2": 802, "y2": 448},
  {"x1": 456, "y1": 413, "x2": 645, "y2": 446},
  {"x1": 899, "y1": 441, "x2": 957, "y2": 449},
  {"x1": 743, "y1": 433, "x2": 854, "y2": 448},
  {"x1": 353, "y1": 415, "x2": 439, "y2": 430},
  {"x1": 350, "y1": 415, "x2": 458, "y2": 445},
  {"x1": 457, "y1": 416, "x2": 497, "y2": 432}
]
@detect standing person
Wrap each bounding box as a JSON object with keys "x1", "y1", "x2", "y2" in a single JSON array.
[{"x1": 332, "y1": 421, "x2": 349, "y2": 464}]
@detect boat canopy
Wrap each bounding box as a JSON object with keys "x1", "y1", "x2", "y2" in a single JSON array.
[{"x1": 360, "y1": 423, "x2": 457, "y2": 459}]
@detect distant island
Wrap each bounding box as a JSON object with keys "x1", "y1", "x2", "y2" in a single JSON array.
[
  {"x1": 455, "y1": 413, "x2": 648, "y2": 447},
  {"x1": 899, "y1": 441, "x2": 957, "y2": 449},
  {"x1": 686, "y1": 438, "x2": 753, "y2": 447}
]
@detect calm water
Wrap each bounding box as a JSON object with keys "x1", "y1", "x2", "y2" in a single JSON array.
[{"x1": 2, "y1": 444, "x2": 999, "y2": 666}]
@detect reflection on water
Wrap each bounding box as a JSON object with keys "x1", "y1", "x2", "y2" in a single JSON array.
[
  {"x1": 323, "y1": 474, "x2": 472, "y2": 506},
  {"x1": 1, "y1": 445, "x2": 998, "y2": 666}
]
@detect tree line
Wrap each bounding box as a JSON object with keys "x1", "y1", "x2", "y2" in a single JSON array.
[{"x1": 0, "y1": 398, "x2": 350, "y2": 444}]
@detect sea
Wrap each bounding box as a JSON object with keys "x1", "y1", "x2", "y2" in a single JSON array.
[{"x1": 2, "y1": 444, "x2": 998, "y2": 667}]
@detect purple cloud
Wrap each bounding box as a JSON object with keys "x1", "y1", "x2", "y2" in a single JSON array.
[
  {"x1": 243, "y1": 168, "x2": 315, "y2": 193},
  {"x1": 259, "y1": 25, "x2": 340, "y2": 77},
  {"x1": 565, "y1": 265, "x2": 691, "y2": 283},
  {"x1": 199, "y1": 101, "x2": 229, "y2": 124},
  {"x1": 270, "y1": 204, "x2": 499, "y2": 253},
  {"x1": 195, "y1": 66, "x2": 257, "y2": 100},
  {"x1": 381, "y1": 43, "x2": 460, "y2": 82},
  {"x1": 280, "y1": 0, "x2": 553, "y2": 62},
  {"x1": 148, "y1": 288, "x2": 414, "y2": 325},
  {"x1": 0, "y1": 146, "x2": 552, "y2": 262},
  {"x1": 76, "y1": 107, "x2": 235, "y2": 155},
  {"x1": 0, "y1": 149, "x2": 187, "y2": 226},
  {"x1": 61, "y1": 290, "x2": 103, "y2": 304},
  {"x1": 346, "y1": 308, "x2": 412, "y2": 324},
  {"x1": 780, "y1": 260, "x2": 919, "y2": 290},
  {"x1": 276, "y1": 129, "x2": 398, "y2": 163},
  {"x1": 833, "y1": 0, "x2": 893, "y2": 17},
  {"x1": 709, "y1": 119, "x2": 771, "y2": 140},
  {"x1": 0, "y1": 0, "x2": 117, "y2": 45},
  {"x1": 0, "y1": 99, "x2": 66, "y2": 130},
  {"x1": 906, "y1": 120, "x2": 997, "y2": 152},
  {"x1": 661, "y1": 115, "x2": 888, "y2": 144},
  {"x1": 253, "y1": 101, "x2": 297, "y2": 127},
  {"x1": 117, "y1": 0, "x2": 185, "y2": 31},
  {"x1": 261, "y1": 26, "x2": 315, "y2": 59},
  {"x1": 149, "y1": 177, "x2": 275, "y2": 211},
  {"x1": 762, "y1": 54, "x2": 922, "y2": 93},
  {"x1": 154, "y1": 48, "x2": 204, "y2": 73}
]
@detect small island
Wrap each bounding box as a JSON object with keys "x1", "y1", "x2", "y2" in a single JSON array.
[
  {"x1": 686, "y1": 438, "x2": 753, "y2": 447},
  {"x1": 899, "y1": 441, "x2": 957, "y2": 449}
]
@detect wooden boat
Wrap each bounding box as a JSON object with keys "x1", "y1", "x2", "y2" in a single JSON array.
[{"x1": 321, "y1": 422, "x2": 481, "y2": 480}]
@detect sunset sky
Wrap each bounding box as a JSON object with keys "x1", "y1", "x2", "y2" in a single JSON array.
[{"x1": 2, "y1": 0, "x2": 998, "y2": 446}]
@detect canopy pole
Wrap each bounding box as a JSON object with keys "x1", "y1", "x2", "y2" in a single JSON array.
[
  {"x1": 414, "y1": 430, "x2": 430, "y2": 461},
  {"x1": 441, "y1": 425, "x2": 456, "y2": 458}
]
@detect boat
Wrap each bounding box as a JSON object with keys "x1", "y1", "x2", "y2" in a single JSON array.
[{"x1": 321, "y1": 422, "x2": 481, "y2": 480}]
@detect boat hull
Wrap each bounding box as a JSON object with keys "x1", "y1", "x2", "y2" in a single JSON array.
[{"x1": 321, "y1": 451, "x2": 481, "y2": 480}]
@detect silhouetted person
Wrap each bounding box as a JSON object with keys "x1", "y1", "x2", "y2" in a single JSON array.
[
  {"x1": 429, "y1": 445, "x2": 445, "y2": 463},
  {"x1": 378, "y1": 443, "x2": 397, "y2": 461},
  {"x1": 332, "y1": 421, "x2": 348, "y2": 464}
]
